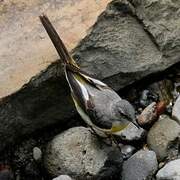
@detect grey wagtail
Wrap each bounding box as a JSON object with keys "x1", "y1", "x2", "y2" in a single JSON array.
[{"x1": 39, "y1": 15, "x2": 139, "y2": 138}]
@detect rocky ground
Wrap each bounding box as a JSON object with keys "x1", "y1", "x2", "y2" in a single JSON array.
[
  {"x1": 0, "y1": 0, "x2": 180, "y2": 180},
  {"x1": 1, "y1": 62, "x2": 180, "y2": 180}
]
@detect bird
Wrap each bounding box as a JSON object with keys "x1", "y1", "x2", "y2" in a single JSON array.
[{"x1": 39, "y1": 15, "x2": 139, "y2": 139}]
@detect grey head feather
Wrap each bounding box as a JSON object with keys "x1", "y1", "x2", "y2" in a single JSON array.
[{"x1": 112, "y1": 99, "x2": 135, "y2": 123}]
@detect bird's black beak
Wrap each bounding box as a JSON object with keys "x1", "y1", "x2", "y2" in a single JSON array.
[{"x1": 132, "y1": 120, "x2": 141, "y2": 129}]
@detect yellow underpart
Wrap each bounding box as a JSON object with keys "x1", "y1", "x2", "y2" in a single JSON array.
[{"x1": 111, "y1": 124, "x2": 128, "y2": 132}]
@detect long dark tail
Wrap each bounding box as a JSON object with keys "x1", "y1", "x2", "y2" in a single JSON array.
[{"x1": 39, "y1": 15, "x2": 77, "y2": 66}]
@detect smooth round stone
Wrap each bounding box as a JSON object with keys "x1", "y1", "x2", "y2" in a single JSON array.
[
  {"x1": 147, "y1": 115, "x2": 180, "y2": 160},
  {"x1": 52, "y1": 175, "x2": 73, "y2": 180},
  {"x1": 156, "y1": 159, "x2": 180, "y2": 180},
  {"x1": 122, "y1": 149, "x2": 158, "y2": 180},
  {"x1": 44, "y1": 127, "x2": 110, "y2": 178},
  {"x1": 120, "y1": 145, "x2": 136, "y2": 159}
]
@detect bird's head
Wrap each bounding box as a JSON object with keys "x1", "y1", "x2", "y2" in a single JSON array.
[{"x1": 115, "y1": 99, "x2": 140, "y2": 129}]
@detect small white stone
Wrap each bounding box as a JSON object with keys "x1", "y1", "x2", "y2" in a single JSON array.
[
  {"x1": 33, "y1": 147, "x2": 42, "y2": 161},
  {"x1": 52, "y1": 175, "x2": 73, "y2": 180}
]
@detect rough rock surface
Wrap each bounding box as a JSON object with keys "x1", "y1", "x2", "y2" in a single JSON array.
[
  {"x1": 73, "y1": 0, "x2": 163, "y2": 90},
  {"x1": 172, "y1": 95, "x2": 180, "y2": 124},
  {"x1": 147, "y1": 115, "x2": 180, "y2": 161},
  {"x1": 156, "y1": 159, "x2": 180, "y2": 180},
  {"x1": 122, "y1": 149, "x2": 158, "y2": 180},
  {"x1": 44, "y1": 127, "x2": 110, "y2": 178},
  {"x1": 130, "y1": 0, "x2": 180, "y2": 58},
  {"x1": 1, "y1": 0, "x2": 180, "y2": 152}
]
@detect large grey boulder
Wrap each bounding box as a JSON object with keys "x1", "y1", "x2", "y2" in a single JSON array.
[
  {"x1": 156, "y1": 159, "x2": 180, "y2": 180},
  {"x1": 122, "y1": 149, "x2": 158, "y2": 180},
  {"x1": 147, "y1": 115, "x2": 180, "y2": 161},
  {"x1": 1, "y1": 0, "x2": 180, "y2": 152},
  {"x1": 44, "y1": 127, "x2": 111, "y2": 178},
  {"x1": 73, "y1": 0, "x2": 163, "y2": 90}
]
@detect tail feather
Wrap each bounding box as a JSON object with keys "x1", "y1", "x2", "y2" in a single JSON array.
[{"x1": 39, "y1": 14, "x2": 77, "y2": 66}]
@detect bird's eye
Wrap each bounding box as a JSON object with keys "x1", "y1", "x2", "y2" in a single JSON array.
[{"x1": 119, "y1": 109, "x2": 132, "y2": 121}]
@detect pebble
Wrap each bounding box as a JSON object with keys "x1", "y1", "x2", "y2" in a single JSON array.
[
  {"x1": 172, "y1": 95, "x2": 180, "y2": 124},
  {"x1": 147, "y1": 115, "x2": 180, "y2": 161},
  {"x1": 44, "y1": 127, "x2": 110, "y2": 178},
  {"x1": 33, "y1": 147, "x2": 42, "y2": 162},
  {"x1": 139, "y1": 90, "x2": 151, "y2": 107},
  {"x1": 122, "y1": 149, "x2": 158, "y2": 180},
  {"x1": 118, "y1": 123, "x2": 146, "y2": 142},
  {"x1": 52, "y1": 175, "x2": 73, "y2": 180},
  {"x1": 137, "y1": 102, "x2": 157, "y2": 126},
  {"x1": 156, "y1": 159, "x2": 180, "y2": 180},
  {"x1": 120, "y1": 145, "x2": 136, "y2": 160}
]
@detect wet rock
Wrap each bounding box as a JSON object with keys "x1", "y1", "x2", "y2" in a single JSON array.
[
  {"x1": 33, "y1": 147, "x2": 42, "y2": 162},
  {"x1": 147, "y1": 115, "x2": 180, "y2": 161},
  {"x1": 156, "y1": 159, "x2": 180, "y2": 180},
  {"x1": 118, "y1": 123, "x2": 146, "y2": 142},
  {"x1": 172, "y1": 95, "x2": 180, "y2": 124},
  {"x1": 120, "y1": 145, "x2": 136, "y2": 160},
  {"x1": 53, "y1": 175, "x2": 73, "y2": 180},
  {"x1": 44, "y1": 127, "x2": 110, "y2": 178},
  {"x1": 138, "y1": 102, "x2": 157, "y2": 126},
  {"x1": 122, "y1": 149, "x2": 158, "y2": 180}
]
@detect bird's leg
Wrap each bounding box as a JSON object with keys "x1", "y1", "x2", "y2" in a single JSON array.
[
  {"x1": 89, "y1": 127, "x2": 114, "y2": 146},
  {"x1": 110, "y1": 134, "x2": 121, "y2": 152}
]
